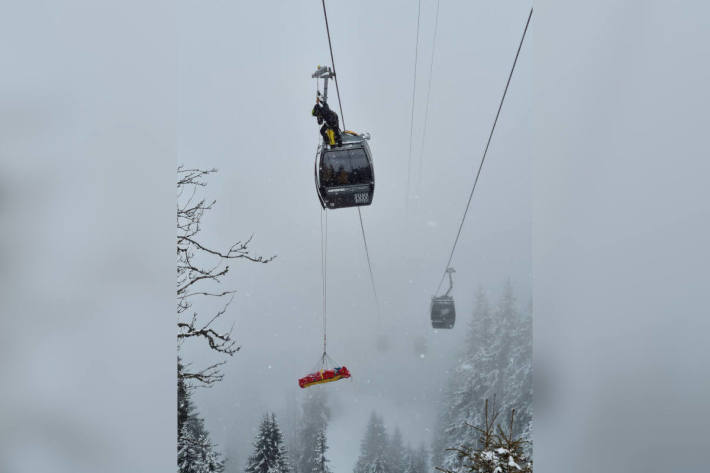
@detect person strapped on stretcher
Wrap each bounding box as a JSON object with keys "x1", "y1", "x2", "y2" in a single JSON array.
[{"x1": 298, "y1": 365, "x2": 351, "y2": 389}]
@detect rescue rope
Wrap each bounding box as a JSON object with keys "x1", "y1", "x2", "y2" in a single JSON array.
[
  {"x1": 320, "y1": 206, "x2": 328, "y2": 356},
  {"x1": 405, "y1": 0, "x2": 423, "y2": 214},
  {"x1": 435, "y1": 7, "x2": 533, "y2": 295}
]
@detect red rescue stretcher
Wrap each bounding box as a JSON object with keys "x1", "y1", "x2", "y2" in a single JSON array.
[{"x1": 298, "y1": 366, "x2": 351, "y2": 389}]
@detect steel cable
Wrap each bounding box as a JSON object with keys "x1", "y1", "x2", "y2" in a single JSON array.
[
  {"x1": 320, "y1": 0, "x2": 383, "y2": 324},
  {"x1": 435, "y1": 7, "x2": 533, "y2": 294}
]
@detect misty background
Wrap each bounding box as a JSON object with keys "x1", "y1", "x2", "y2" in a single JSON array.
[{"x1": 177, "y1": 0, "x2": 530, "y2": 469}]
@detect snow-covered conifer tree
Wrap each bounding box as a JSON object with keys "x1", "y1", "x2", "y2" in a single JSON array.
[
  {"x1": 402, "y1": 444, "x2": 429, "y2": 473},
  {"x1": 310, "y1": 428, "x2": 331, "y2": 473},
  {"x1": 245, "y1": 413, "x2": 290, "y2": 473},
  {"x1": 367, "y1": 455, "x2": 389, "y2": 473},
  {"x1": 179, "y1": 421, "x2": 200, "y2": 473},
  {"x1": 385, "y1": 427, "x2": 406, "y2": 473},
  {"x1": 178, "y1": 360, "x2": 225, "y2": 473},
  {"x1": 353, "y1": 413, "x2": 389, "y2": 473},
  {"x1": 433, "y1": 283, "x2": 533, "y2": 469},
  {"x1": 402, "y1": 447, "x2": 415, "y2": 473},
  {"x1": 293, "y1": 391, "x2": 330, "y2": 473},
  {"x1": 439, "y1": 401, "x2": 531, "y2": 473},
  {"x1": 500, "y1": 312, "x2": 532, "y2": 443},
  {"x1": 411, "y1": 445, "x2": 428, "y2": 473},
  {"x1": 434, "y1": 288, "x2": 495, "y2": 470}
]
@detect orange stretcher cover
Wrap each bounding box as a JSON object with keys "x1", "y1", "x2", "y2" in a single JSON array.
[{"x1": 298, "y1": 366, "x2": 351, "y2": 388}]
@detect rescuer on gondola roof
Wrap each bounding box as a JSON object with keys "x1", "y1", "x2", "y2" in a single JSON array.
[{"x1": 312, "y1": 94, "x2": 342, "y2": 147}]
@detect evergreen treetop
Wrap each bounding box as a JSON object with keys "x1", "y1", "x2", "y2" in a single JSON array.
[{"x1": 245, "y1": 413, "x2": 290, "y2": 473}]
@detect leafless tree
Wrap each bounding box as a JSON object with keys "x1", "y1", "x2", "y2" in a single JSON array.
[{"x1": 177, "y1": 166, "x2": 274, "y2": 387}]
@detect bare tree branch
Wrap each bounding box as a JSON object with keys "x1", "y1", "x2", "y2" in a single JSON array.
[{"x1": 177, "y1": 166, "x2": 274, "y2": 387}]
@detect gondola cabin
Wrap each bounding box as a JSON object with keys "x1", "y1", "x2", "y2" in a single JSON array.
[
  {"x1": 431, "y1": 295, "x2": 456, "y2": 329},
  {"x1": 315, "y1": 131, "x2": 374, "y2": 209}
]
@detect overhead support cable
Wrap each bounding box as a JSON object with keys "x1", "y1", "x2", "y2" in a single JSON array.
[
  {"x1": 357, "y1": 208, "x2": 382, "y2": 321},
  {"x1": 416, "y1": 0, "x2": 441, "y2": 195},
  {"x1": 435, "y1": 7, "x2": 533, "y2": 294},
  {"x1": 320, "y1": 0, "x2": 346, "y2": 128},
  {"x1": 405, "y1": 0, "x2": 423, "y2": 214}
]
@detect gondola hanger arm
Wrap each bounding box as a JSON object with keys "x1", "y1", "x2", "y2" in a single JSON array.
[{"x1": 444, "y1": 267, "x2": 455, "y2": 297}]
